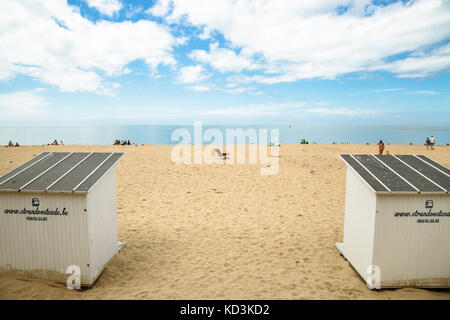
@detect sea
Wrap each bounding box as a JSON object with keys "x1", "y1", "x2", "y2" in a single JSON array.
[{"x1": 1, "y1": 125, "x2": 449, "y2": 146}]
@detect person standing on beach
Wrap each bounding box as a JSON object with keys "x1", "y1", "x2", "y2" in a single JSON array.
[
  {"x1": 378, "y1": 140, "x2": 385, "y2": 155},
  {"x1": 426, "y1": 137, "x2": 430, "y2": 150},
  {"x1": 430, "y1": 136, "x2": 436, "y2": 150}
]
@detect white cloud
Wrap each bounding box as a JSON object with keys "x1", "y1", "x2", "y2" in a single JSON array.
[
  {"x1": 195, "y1": 101, "x2": 307, "y2": 117},
  {"x1": 371, "y1": 88, "x2": 439, "y2": 95},
  {"x1": 372, "y1": 88, "x2": 405, "y2": 92},
  {"x1": 306, "y1": 107, "x2": 377, "y2": 117},
  {"x1": 151, "y1": 0, "x2": 450, "y2": 82},
  {"x1": 407, "y1": 90, "x2": 439, "y2": 96},
  {"x1": 83, "y1": 0, "x2": 122, "y2": 17},
  {"x1": 372, "y1": 43, "x2": 450, "y2": 78},
  {"x1": 189, "y1": 42, "x2": 260, "y2": 73},
  {"x1": 198, "y1": 106, "x2": 280, "y2": 117},
  {"x1": 164, "y1": 101, "x2": 378, "y2": 119},
  {"x1": 177, "y1": 65, "x2": 208, "y2": 84},
  {"x1": 198, "y1": 26, "x2": 213, "y2": 40},
  {"x1": 124, "y1": 5, "x2": 144, "y2": 19},
  {"x1": 0, "y1": 89, "x2": 49, "y2": 118},
  {"x1": 0, "y1": 0, "x2": 179, "y2": 94},
  {"x1": 219, "y1": 86, "x2": 258, "y2": 95},
  {"x1": 147, "y1": 0, "x2": 172, "y2": 17},
  {"x1": 184, "y1": 82, "x2": 264, "y2": 95},
  {"x1": 186, "y1": 85, "x2": 211, "y2": 91}
]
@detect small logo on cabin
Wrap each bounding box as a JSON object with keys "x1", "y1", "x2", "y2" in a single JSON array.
[
  {"x1": 425, "y1": 200, "x2": 433, "y2": 209},
  {"x1": 32, "y1": 198, "x2": 40, "y2": 209}
]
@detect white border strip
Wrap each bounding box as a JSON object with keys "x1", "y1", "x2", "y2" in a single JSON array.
[
  {"x1": 83, "y1": 153, "x2": 124, "y2": 193},
  {"x1": 19, "y1": 152, "x2": 73, "y2": 190},
  {"x1": 349, "y1": 154, "x2": 392, "y2": 192},
  {"x1": 45, "y1": 152, "x2": 94, "y2": 190},
  {"x1": 392, "y1": 155, "x2": 447, "y2": 192},
  {"x1": 0, "y1": 152, "x2": 53, "y2": 187},
  {"x1": 413, "y1": 155, "x2": 450, "y2": 178},
  {"x1": 72, "y1": 153, "x2": 115, "y2": 191},
  {"x1": 370, "y1": 154, "x2": 420, "y2": 192}
]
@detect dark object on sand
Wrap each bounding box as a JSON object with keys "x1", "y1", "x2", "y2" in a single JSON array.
[{"x1": 214, "y1": 148, "x2": 228, "y2": 160}]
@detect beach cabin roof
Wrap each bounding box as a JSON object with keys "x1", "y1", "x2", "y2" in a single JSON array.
[
  {"x1": 339, "y1": 154, "x2": 449, "y2": 194},
  {"x1": 0, "y1": 152, "x2": 124, "y2": 193}
]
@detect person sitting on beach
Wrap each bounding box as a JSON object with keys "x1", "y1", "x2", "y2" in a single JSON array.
[
  {"x1": 378, "y1": 140, "x2": 385, "y2": 155},
  {"x1": 127, "y1": 140, "x2": 131, "y2": 145},
  {"x1": 15, "y1": 142, "x2": 19, "y2": 147},
  {"x1": 8, "y1": 140, "x2": 13, "y2": 147},
  {"x1": 430, "y1": 136, "x2": 435, "y2": 150},
  {"x1": 60, "y1": 140, "x2": 64, "y2": 145}
]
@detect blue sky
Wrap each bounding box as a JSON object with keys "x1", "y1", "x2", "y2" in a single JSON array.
[{"x1": 0, "y1": 0, "x2": 449, "y2": 127}]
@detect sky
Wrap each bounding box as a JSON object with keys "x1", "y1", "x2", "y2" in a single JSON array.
[{"x1": 0, "y1": 0, "x2": 449, "y2": 127}]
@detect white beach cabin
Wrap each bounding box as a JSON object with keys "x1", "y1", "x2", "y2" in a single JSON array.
[
  {"x1": 337, "y1": 154, "x2": 450, "y2": 289},
  {"x1": 0, "y1": 152, "x2": 124, "y2": 287}
]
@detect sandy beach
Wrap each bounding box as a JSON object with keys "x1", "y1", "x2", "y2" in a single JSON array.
[{"x1": 0, "y1": 144, "x2": 449, "y2": 300}]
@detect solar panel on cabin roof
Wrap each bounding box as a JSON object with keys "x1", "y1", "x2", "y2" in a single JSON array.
[
  {"x1": 22, "y1": 152, "x2": 90, "y2": 191},
  {"x1": 416, "y1": 155, "x2": 450, "y2": 175},
  {"x1": 339, "y1": 155, "x2": 389, "y2": 192},
  {"x1": 0, "y1": 152, "x2": 71, "y2": 191},
  {"x1": 396, "y1": 155, "x2": 450, "y2": 191},
  {"x1": 373, "y1": 155, "x2": 442, "y2": 192},
  {"x1": 74, "y1": 153, "x2": 123, "y2": 192},
  {"x1": 47, "y1": 152, "x2": 112, "y2": 192},
  {"x1": 340, "y1": 154, "x2": 449, "y2": 193},
  {"x1": 0, "y1": 152, "x2": 124, "y2": 193},
  {"x1": 0, "y1": 152, "x2": 51, "y2": 185}
]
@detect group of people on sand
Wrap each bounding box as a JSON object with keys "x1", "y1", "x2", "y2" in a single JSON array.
[
  {"x1": 299, "y1": 139, "x2": 318, "y2": 144},
  {"x1": 425, "y1": 136, "x2": 436, "y2": 150},
  {"x1": 377, "y1": 136, "x2": 437, "y2": 155},
  {"x1": 114, "y1": 139, "x2": 132, "y2": 145},
  {"x1": 50, "y1": 139, "x2": 64, "y2": 145},
  {"x1": 7, "y1": 140, "x2": 20, "y2": 147}
]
